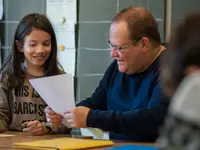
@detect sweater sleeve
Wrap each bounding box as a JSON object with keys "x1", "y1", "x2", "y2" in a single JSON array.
[
  {"x1": 86, "y1": 82, "x2": 169, "y2": 138},
  {"x1": 0, "y1": 78, "x2": 10, "y2": 132},
  {"x1": 76, "y1": 61, "x2": 117, "y2": 110}
]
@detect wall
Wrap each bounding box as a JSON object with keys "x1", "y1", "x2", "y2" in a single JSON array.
[
  {"x1": 0, "y1": 0, "x2": 46, "y2": 62},
  {"x1": 171, "y1": 0, "x2": 200, "y2": 31},
  {"x1": 1, "y1": 0, "x2": 199, "y2": 103}
]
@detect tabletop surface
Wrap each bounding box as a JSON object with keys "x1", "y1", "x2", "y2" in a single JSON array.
[{"x1": 0, "y1": 131, "x2": 155, "y2": 150}]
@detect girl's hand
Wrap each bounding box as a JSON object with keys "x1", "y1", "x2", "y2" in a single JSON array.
[{"x1": 22, "y1": 120, "x2": 49, "y2": 136}]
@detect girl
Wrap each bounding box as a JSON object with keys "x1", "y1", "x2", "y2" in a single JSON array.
[{"x1": 0, "y1": 13, "x2": 70, "y2": 135}]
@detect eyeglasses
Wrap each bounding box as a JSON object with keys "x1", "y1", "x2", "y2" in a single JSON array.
[{"x1": 108, "y1": 39, "x2": 140, "y2": 53}]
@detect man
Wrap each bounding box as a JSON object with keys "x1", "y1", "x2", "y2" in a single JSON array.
[{"x1": 46, "y1": 6, "x2": 168, "y2": 142}]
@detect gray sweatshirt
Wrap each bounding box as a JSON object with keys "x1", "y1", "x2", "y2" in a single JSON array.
[{"x1": 0, "y1": 74, "x2": 70, "y2": 134}]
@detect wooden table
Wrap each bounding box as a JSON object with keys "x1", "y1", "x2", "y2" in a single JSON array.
[{"x1": 0, "y1": 132, "x2": 155, "y2": 150}]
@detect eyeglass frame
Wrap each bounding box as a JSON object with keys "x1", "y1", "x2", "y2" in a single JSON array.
[{"x1": 108, "y1": 38, "x2": 141, "y2": 53}]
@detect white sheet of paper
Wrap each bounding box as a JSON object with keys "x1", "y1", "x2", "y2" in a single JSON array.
[
  {"x1": 29, "y1": 74, "x2": 75, "y2": 123},
  {"x1": 0, "y1": 134, "x2": 15, "y2": 137},
  {"x1": 47, "y1": 0, "x2": 77, "y2": 23},
  {"x1": 56, "y1": 30, "x2": 75, "y2": 49},
  {"x1": 51, "y1": 21, "x2": 75, "y2": 32},
  {"x1": 46, "y1": 0, "x2": 76, "y2": 78}
]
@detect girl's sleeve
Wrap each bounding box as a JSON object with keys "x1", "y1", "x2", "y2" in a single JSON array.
[{"x1": 0, "y1": 79, "x2": 10, "y2": 132}]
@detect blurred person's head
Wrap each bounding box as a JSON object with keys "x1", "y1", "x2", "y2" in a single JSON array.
[
  {"x1": 109, "y1": 6, "x2": 163, "y2": 74},
  {"x1": 158, "y1": 12, "x2": 200, "y2": 150},
  {"x1": 161, "y1": 12, "x2": 200, "y2": 97}
]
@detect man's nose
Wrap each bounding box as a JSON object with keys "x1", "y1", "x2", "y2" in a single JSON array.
[{"x1": 110, "y1": 47, "x2": 119, "y2": 58}]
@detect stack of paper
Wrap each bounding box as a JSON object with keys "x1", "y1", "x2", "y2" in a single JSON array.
[{"x1": 13, "y1": 137, "x2": 114, "y2": 150}]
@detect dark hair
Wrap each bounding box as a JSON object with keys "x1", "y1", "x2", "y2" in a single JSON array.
[
  {"x1": 161, "y1": 12, "x2": 200, "y2": 95},
  {"x1": 0, "y1": 13, "x2": 62, "y2": 89},
  {"x1": 112, "y1": 6, "x2": 161, "y2": 46}
]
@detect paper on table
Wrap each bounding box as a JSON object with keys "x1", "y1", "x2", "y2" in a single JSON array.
[
  {"x1": 0, "y1": 134, "x2": 15, "y2": 137},
  {"x1": 14, "y1": 137, "x2": 114, "y2": 150},
  {"x1": 29, "y1": 74, "x2": 75, "y2": 126}
]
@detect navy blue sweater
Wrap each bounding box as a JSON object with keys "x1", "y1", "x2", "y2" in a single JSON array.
[{"x1": 77, "y1": 53, "x2": 169, "y2": 142}]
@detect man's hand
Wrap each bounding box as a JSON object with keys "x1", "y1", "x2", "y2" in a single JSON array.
[{"x1": 65, "y1": 106, "x2": 90, "y2": 128}]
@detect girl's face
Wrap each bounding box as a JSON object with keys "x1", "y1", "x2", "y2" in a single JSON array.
[{"x1": 19, "y1": 28, "x2": 52, "y2": 69}]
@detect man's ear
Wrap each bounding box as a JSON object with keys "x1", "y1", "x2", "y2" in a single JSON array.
[
  {"x1": 140, "y1": 37, "x2": 150, "y2": 52},
  {"x1": 15, "y1": 40, "x2": 23, "y2": 52}
]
